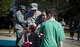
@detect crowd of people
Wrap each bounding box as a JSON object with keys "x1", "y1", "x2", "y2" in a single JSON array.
[{"x1": 14, "y1": 3, "x2": 65, "y2": 47}]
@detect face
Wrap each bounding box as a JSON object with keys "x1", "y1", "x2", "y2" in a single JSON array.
[
  {"x1": 41, "y1": 15, "x2": 46, "y2": 19},
  {"x1": 41, "y1": 11, "x2": 47, "y2": 19}
]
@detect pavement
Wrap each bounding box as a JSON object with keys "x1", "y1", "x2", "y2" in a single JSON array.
[
  {"x1": 0, "y1": 29, "x2": 80, "y2": 47},
  {"x1": 63, "y1": 38, "x2": 80, "y2": 47}
]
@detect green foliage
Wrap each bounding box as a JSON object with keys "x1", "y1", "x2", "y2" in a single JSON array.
[{"x1": 0, "y1": 0, "x2": 13, "y2": 17}]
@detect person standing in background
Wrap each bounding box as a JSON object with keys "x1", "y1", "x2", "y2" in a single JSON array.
[
  {"x1": 77, "y1": 23, "x2": 80, "y2": 40},
  {"x1": 60, "y1": 19, "x2": 66, "y2": 29},
  {"x1": 69, "y1": 21, "x2": 75, "y2": 40}
]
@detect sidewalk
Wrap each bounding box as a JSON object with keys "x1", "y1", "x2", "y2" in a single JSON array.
[
  {"x1": 0, "y1": 29, "x2": 16, "y2": 40},
  {"x1": 63, "y1": 38, "x2": 80, "y2": 47}
]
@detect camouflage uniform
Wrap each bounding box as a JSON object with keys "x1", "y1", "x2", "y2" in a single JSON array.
[{"x1": 15, "y1": 5, "x2": 26, "y2": 47}]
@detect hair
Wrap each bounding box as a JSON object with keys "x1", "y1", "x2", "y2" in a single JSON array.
[
  {"x1": 40, "y1": 11, "x2": 46, "y2": 16},
  {"x1": 45, "y1": 8, "x2": 57, "y2": 17}
]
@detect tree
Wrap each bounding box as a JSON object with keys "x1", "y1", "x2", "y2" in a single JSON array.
[
  {"x1": 0, "y1": 0, "x2": 13, "y2": 29},
  {"x1": 0, "y1": 0, "x2": 13, "y2": 17}
]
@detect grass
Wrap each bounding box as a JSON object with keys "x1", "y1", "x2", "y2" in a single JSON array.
[{"x1": 64, "y1": 29, "x2": 78, "y2": 38}]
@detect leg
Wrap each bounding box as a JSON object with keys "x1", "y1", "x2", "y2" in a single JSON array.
[
  {"x1": 16, "y1": 29, "x2": 24, "y2": 47},
  {"x1": 77, "y1": 31, "x2": 79, "y2": 40},
  {"x1": 77, "y1": 31, "x2": 80, "y2": 40},
  {"x1": 70, "y1": 28, "x2": 74, "y2": 40}
]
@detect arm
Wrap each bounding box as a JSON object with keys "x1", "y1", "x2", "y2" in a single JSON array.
[
  {"x1": 16, "y1": 11, "x2": 26, "y2": 24},
  {"x1": 60, "y1": 41, "x2": 63, "y2": 47},
  {"x1": 59, "y1": 23, "x2": 65, "y2": 47},
  {"x1": 38, "y1": 23, "x2": 44, "y2": 38}
]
